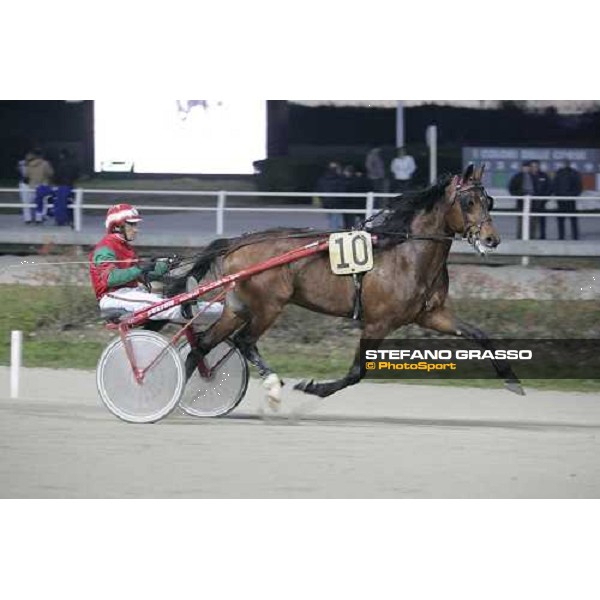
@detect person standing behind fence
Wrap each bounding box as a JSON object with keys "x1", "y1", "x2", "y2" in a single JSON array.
[
  {"x1": 53, "y1": 149, "x2": 80, "y2": 226},
  {"x1": 24, "y1": 148, "x2": 54, "y2": 224},
  {"x1": 390, "y1": 147, "x2": 416, "y2": 193},
  {"x1": 553, "y1": 160, "x2": 582, "y2": 240},
  {"x1": 339, "y1": 165, "x2": 358, "y2": 230},
  {"x1": 316, "y1": 161, "x2": 344, "y2": 230},
  {"x1": 343, "y1": 166, "x2": 370, "y2": 229},
  {"x1": 529, "y1": 160, "x2": 552, "y2": 240},
  {"x1": 365, "y1": 147, "x2": 386, "y2": 193},
  {"x1": 509, "y1": 161, "x2": 535, "y2": 238},
  {"x1": 17, "y1": 152, "x2": 34, "y2": 224}
]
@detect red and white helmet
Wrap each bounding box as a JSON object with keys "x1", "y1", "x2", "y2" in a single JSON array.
[{"x1": 105, "y1": 203, "x2": 142, "y2": 231}]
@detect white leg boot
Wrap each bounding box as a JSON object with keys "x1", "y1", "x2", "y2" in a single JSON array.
[{"x1": 262, "y1": 373, "x2": 282, "y2": 411}]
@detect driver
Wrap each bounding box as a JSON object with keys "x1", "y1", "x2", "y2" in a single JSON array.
[{"x1": 89, "y1": 203, "x2": 222, "y2": 322}]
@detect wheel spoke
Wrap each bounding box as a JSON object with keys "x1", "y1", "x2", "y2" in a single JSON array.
[{"x1": 179, "y1": 340, "x2": 248, "y2": 418}]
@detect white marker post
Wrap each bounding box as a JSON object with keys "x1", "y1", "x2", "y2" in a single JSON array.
[{"x1": 10, "y1": 330, "x2": 22, "y2": 399}]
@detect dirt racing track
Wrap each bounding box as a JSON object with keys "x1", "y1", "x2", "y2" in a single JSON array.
[{"x1": 1, "y1": 366, "x2": 600, "y2": 498}]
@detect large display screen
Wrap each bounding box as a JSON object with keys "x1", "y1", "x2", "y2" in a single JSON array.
[{"x1": 94, "y1": 100, "x2": 267, "y2": 174}]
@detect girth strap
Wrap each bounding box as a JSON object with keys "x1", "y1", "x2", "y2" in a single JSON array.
[{"x1": 352, "y1": 273, "x2": 364, "y2": 321}]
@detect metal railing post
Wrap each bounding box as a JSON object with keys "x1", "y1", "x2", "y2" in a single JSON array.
[
  {"x1": 522, "y1": 195, "x2": 531, "y2": 241},
  {"x1": 216, "y1": 191, "x2": 226, "y2": 236},
  {"x1": 521, "y1": 195, "x2": 531, "y2": 266},
  {"x1": 73, "y1": 188, "x2": 84, "y2": 232},
  {"x1": 366, "y1": 192, "x2": 375, "y2": 219},
  {"x1": 426, "y1": 124, "x2": 438, "y2": 185}
]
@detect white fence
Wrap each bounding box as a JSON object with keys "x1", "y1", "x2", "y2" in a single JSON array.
[{"x1": 1, "y1": 187, "x2": 599, "y2": 253}]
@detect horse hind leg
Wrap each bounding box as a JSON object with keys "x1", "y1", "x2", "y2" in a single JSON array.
[
  {"x1": 294, "y1": 322, "x2": 390, "y2": 398},
  {"x1": 231, "y1": 300, "x2": 289, "y2": 410},
  {"x1": 192, "y1": 287, "x2": 252, "y2": 353},
  {"x1": 186, "y1": 305, "x2": 247, "y2": 380},
  {"x1": 234, "y1": 329, "x2": 283, "y2": 410}
]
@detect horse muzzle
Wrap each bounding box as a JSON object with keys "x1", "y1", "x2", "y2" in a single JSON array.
[
  {"x1": 481, "y1": 232, "x2": 501, "y2": 249},
  {"x1": 480, "y1": 220, "x2": 501, "y2": 249},
  {"x1": 467, "y1": 225, "x2": 500, "y2": 255}
]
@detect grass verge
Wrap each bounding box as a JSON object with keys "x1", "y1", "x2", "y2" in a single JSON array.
[{"x1": 1, "y1": 283, "x2": 599, "y2": 392}]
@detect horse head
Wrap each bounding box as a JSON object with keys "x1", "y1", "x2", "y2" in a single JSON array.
[{"x1": 445, "y1": 164, "x2": 500, "y2": 254}]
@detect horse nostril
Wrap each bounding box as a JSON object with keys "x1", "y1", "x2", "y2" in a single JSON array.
[{"x1": 484, "y1": 236, "x2": 498, "y2": 247}]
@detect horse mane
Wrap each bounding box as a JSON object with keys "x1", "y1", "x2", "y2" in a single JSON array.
[{"x1": 366, "y1": 174, "x2": 454, "y2": 243}]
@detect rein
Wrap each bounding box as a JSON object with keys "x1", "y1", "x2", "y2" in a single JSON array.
[
  {"x1": 176, "y1": 228, "x2": 459, "y2": 268},
  {"x1": 369, "y1": 231, "x2": 457, "y2": 242}
]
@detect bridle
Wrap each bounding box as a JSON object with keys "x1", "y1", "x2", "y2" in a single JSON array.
[{"x1": 452, "y1": 182, "x2": 495, "y2": 252}]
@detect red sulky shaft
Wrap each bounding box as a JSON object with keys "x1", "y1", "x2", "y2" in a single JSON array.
[{"x1": 120, "y1": 238, "x2": 331, "y2": 328}]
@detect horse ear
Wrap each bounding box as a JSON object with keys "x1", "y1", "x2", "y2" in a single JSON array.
[
  {"x1": 462, "y1": 163, "x2": 474, "y2": 183},
  {"x1": 473, "y1": 163, "x2": 485, "y2": 181},
  {"x1": 448, "y1": 175, "x2": 460, "y2": 201}
]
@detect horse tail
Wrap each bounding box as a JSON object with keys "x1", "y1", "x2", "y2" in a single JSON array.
[{"x1": 164, "y1": 237, "x2": 231, "y2": 296}]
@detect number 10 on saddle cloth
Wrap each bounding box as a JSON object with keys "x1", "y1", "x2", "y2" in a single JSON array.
[{"x1": 328, "y1": 231, "x2": 374, "y2": 276}]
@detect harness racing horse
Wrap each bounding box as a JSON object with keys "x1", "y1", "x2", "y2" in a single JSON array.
[{"x1": 167, "y1": 164, "x2": 524, "y2": 405}]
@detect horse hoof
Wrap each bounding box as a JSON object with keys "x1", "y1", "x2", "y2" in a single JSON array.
[
  {"x1": 266, "y1": 396, "x2": 281, "y2": 412},
  {"x1": 505, "y1": 380, "x2": 526, "y2": 396},
  {"x1": 294, "y1": 379, "x2": 313, "y2": 393},
  {"x1": 263, "y1": 373, "x2": 283, "y2": 410}
]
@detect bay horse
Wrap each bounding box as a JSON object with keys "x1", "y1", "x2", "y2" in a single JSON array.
[{"x1": 166, "y1": 164, "x2": 524, "y2": 405}]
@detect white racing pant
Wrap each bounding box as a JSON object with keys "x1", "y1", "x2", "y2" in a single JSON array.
[{"x1": 99, "y1": 286, "x2": 223, "y2": 323}]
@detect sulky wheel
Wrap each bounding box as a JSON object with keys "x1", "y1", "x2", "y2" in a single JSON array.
[
  {"x1": 97, "y1": 330, "x2": 185, "y2": 423},
  {"x1": 178, "y1": 339, "x2": 248, "y2": 418}
]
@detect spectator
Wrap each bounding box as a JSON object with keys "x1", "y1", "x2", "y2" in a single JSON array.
[
  {"x1": 24, "y1": 148, "x2": 54, "y2": 224},
  {"x1": 390, "y1": 147, "x2": 416, "y2": 193},
  {"x1": 553, "y1": 160, "x2": 582, "y2": 240},
  {"x1": 17, "y1": 151, "x2": 34, "y2": 224},
  {"x1": 343, "y1": 166, "x2": 369, "y2": 229},
  {"x1": 316, "y1": 161, "x2": 344, "y2": 230},
  {"x1": 530, "y1": 160, "x2": 552, "y2": 240},
  {"x1": 508, "y1": 161, "x2": 535, "y2": 238},
  {"x1": 340, "y1": 165, "x2": 358, "y2": 230},
  {"x1": 53, "y1": 148, "x2": 80, "y2": 226},
  {"x1": 365, "y1": 147, "x2": 386, "y2": 193},
  {"x1": 354, "y1": 168, "x2": 370, "y2": 195}
]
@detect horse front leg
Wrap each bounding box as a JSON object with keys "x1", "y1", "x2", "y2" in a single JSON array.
[
  {"x1": 417, "y1": 307, "x2": 525, "y2": 395},
  {"x1": 294, "y1": 322, "x2": 391, "y2": 398}
]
